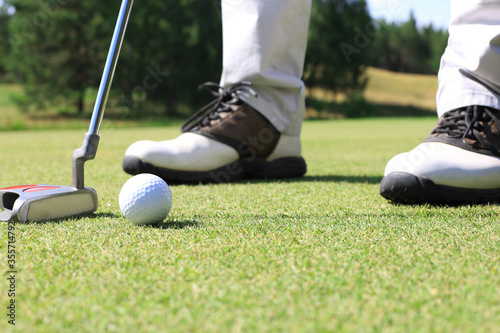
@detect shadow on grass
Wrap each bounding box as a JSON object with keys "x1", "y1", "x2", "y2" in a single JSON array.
[
  {"x1": 280, "y1": 175, "x2": 383, "y2": 185},
  {"x1": 237, "y1": 175, "x2": 384, "y2": 185},
  {"x1": 172, "y1": 175, "x2": 384, "y2": 187},
  {"x1": 15, "y1": 211, "x2": 121, "y2": 225},
  {"x1": 384, "y1": 200, "x2": 500, "y2": 208},
  {"x1": 306, "y1": 97, "x2": 436, "y2": 119},
  {"x1": 145, "y1": 220, "x2": 202, "y2": 230},
  {"x1": 93, "y1": 212, "x2": 120, "y2": 219}
]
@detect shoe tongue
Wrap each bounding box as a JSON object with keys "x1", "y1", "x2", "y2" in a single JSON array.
[
  {"x1": 199, "y1": 102, "x2": 239, "y2": 128},
  {"x1": 226, "y1": 92, "x2": 243, "y2": 105},
  {"x1": 181, "y1": 82, "x2": 255, "y2": 133}
]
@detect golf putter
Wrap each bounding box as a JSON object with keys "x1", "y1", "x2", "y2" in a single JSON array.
[{"x1": 0, "y1": 0, "x2": 134, "y2": 222}]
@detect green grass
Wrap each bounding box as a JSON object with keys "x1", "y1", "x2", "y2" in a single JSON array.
[
  {"x1": 1, "y1": 118, "x2": 500, "y2": 332},
  {"x1": 0, "y1": 84, "x2": 25, "y2": 130}
]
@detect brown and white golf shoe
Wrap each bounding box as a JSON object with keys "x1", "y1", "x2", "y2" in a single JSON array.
[
  {"x1": 380, "y1": 105, "x2": 500, "y2": 204},
  {"x1": 123, "y1": 82, "x2": 307, "y2": 184}
]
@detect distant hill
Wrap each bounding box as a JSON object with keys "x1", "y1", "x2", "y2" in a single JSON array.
[
  {"x1": 364, "y1": 67, "x2": 438, "y2": 111},
  {"x1": 306, "y1": 67, "x2": 438, "y2": 118}
]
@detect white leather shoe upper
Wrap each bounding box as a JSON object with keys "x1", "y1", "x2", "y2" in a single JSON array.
[
  {"x1": 125, "y1": 132, "x2": 302, "y2": 172},
  {"x1": 384, "y1": 142, "x2": 500, "y2": 189},
  {"x1": 125, "y1": 133, "x2": 239, "y2": 172},
  {"x1": 265, "y1": 135, "x2": 301, "y2": 161}
]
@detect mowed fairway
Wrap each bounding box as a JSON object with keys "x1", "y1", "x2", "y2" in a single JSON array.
[{"x1": 1, "y1": 118, "x2": 499, "y2": 332}]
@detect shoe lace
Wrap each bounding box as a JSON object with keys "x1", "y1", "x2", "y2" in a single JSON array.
[
  {"x1": 181, "y1": 81, "x2": 257, "y2": 133},
  {"x1": 432, "y1": 105, "x2": 500, "y2": 153}
]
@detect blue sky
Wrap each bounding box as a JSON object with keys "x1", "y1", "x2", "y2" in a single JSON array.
[
  {"x1": 366, "y1": 0, "x2": 451, "y2": 29},
  {"x1": 1, "y1": 0, "x2": 451, "y2": 30}
]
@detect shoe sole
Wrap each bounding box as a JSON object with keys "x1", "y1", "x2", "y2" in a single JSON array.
[
  {"x1": 123, "y1": 156, "x2": 307, "y2": 184},
  {"x1": 380, "y1": 171, "x2": 500, "y2": 205}
]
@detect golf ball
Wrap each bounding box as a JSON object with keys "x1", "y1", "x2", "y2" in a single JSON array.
[{"x1": 119, "y1": 174, "x2": 173, "y2": 225}]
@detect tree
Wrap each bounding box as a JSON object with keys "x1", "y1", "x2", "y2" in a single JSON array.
[
  {"x1": 399, "y1": 12, "x2": 431, "y2": 73},
  {"x1": 6, "y1": 0, "x2": 116, "y2": 114},
  {"x1": 114, "y1": 0, "x2": 223, "y2": 117},
  {"x1": 0, "y1": 2, "x2": 12, "y2": 80},
  {"x1": 6, "y1": 0, "x2": 223, "y2": 116},
  {"x1": 6, "y1": 0, "x2": 382, "y2": 117},
  {"x1": 422, "y1": 24, "x2": 449, "y2": 73},
  {"x1": 369, "y1": 14, "x2": 449, "y2": 74},
  {"x1": 304, "y1": 0, "x2": 372, "y2": 97}
]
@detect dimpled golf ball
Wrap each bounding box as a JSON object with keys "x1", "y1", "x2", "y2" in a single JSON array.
[{"x1": 119, "y1": 174, "x2": 172, "y2": 225}]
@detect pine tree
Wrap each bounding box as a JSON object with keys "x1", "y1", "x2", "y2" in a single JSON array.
[
  {"x1": 6, "y1": 0, "x2": 223, "y2": 116},
  {"x1": 7, "y1": 0, "x2": 117, "y2": 114},
  {"x1": 369, "y1": 14, "x2": 449, "y2": 74},
  {"x1": 0, "y1": 2, "x2": 12, "y2": 80},
  {"x1": 304, "y1": 0, "x2": 372, "y2": 96}
]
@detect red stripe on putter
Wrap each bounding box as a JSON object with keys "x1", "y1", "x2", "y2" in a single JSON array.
[
  {"x1": 1, "y1": 185, "x2": 38, "y2": 190},
  {"x1": 23, "y1": 186, "x2": 61, "y2": 193}
]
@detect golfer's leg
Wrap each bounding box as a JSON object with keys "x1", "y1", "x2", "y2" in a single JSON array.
[
  {"x1": 437, "y1": 0, "x2": 500, "y2": 115},
  {"x1": 220, "y1": 0, "x2": 311, "y2": 136},
  {"x1": 123, "y1": 0, "x2": 311, "y2": 183},
  {"x1": 380, "y1": 0, "x2": 500, "y2": 204}
]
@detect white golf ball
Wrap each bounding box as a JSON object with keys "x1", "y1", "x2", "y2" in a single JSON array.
[{"x1": 119, "y1": 174, "x2": 173, "y2": 225}]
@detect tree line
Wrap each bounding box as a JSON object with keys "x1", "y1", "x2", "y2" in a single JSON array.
[
  {"x1": 369, "y1": 13, "x2": 448, "y2": 74},
  {"x1": 0, "y1": 0, "x2": 448, "y2": 117}
]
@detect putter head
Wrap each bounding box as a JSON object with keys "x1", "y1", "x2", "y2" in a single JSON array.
[{"x1": 0, "y1": 185, "x2": 98, "y2": 222}]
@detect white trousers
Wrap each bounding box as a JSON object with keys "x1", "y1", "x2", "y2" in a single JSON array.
[
  {"x1": 437, "y1": 0, "x2": 500, "y2": 117},
  {"x1": 220, "y1": 0, "x2": 311, "y2": 136},
  {"x1": 220, "y1": 0, "x2": 500, "y2": 133}
]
